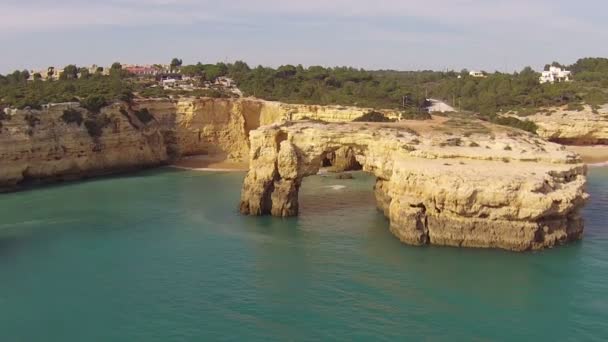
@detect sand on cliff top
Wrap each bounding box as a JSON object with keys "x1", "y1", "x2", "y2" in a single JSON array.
[
  {"x1": 171, "y1": 155, "x2": 249, "y2": 171},
  {"x1": 565, "y1": 146, "x2": 608, "y2": 164}
]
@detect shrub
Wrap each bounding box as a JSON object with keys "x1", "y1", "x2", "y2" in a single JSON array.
[
  {"x1": 566, "y1": 102, "x2": 585, "y2": 112},
  {"x1": 80, "y1": 95, "x2": 107, "y2": 113},
  {"x1": 0, "y1": 110, "x2": 8, "y2": 130},
  {"x1": 61, "y1": 108, "x2": 83, "y2": 126},
  {"x1": 353, "y1": 111, "x2": 395, "y2": 122},
  {"x1": 24, "y1": 114, "x2": 40, "y2": 128},
  {"x1": 515, "y1": 108, "x2": 538, "y2": 117},
  {"x1": 190, "y1": 88, "x2": 233, "y2": 98},
  {"x1": 401, "y1": 110, "x2": 432, "y2": 120},
  {"x1": 84, "y1": 115, "x2": 110, "y2": 138},
  {"x1": 139, "y1": 87, "x2": 169, "y2": 98},
  {"x1": 119, "y1": 90, "x2": 135, "y2": 103},
  {"x1": 492, "y1": 117, "x2": 538, "y2": 134},
  {"x1": 439, "y1": 137, "x2": 462, "y2": 147},
  {"x1": 133, "y1": 108, "x2": 154, "y2": 124},
  {"x1": 299, "y1": 116, "x2": 329, "y2": 124}
]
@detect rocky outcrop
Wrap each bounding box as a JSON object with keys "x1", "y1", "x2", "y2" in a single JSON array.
[
  {"x1": 520, "y1": 106, "x2": 608, "y2": 145},
  {"x1": 0, "y1": 103, "x2": 168, "y2": 191},
  {"x1": 240, "y1": 120, "x2": 588, "y2": 251},
  {"x1": 133, "y1": 98, "x2": 402, "y2": 160},
  {"x1": 272, "y1": 103, "x2": 402, "y2": 122},
  {"x1": 323, "y1": 147, "x2": 362, "y2": 172},
  {"x1": 0, "y1": 97, "x2": 401, "y2": 191}
]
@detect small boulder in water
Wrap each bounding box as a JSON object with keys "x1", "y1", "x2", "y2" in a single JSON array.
[{"x1": 335, "y1": 173, "x2": 354, "y2": 180}]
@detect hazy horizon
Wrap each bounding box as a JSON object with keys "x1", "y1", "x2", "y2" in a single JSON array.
[{"x1": 1, "y1": 0, "x2": 607, "y2": 74}]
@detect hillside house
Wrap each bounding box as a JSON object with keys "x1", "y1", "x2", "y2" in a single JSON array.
[
  {"x1": 469, "y1": 70, "x2": 486, "y2": 78},
  {"x1": 124, "y1": 65, "x2": 160, "y2": 76},
  {"x1": 215, "y1": 77, "x2": 235, "y2": 87},
  {"x1": 88, "y1": 65, "x2": 110, "y2": 76},
  {"x1": 540, "y1": 66, "x2": 572, "y2": 84}
]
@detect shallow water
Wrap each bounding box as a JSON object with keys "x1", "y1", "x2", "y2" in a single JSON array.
[{"x1": 0, "y1": 168, "x2": 607, "y2": 341}]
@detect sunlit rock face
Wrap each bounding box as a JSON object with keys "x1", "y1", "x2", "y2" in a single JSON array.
[
  {"x1": 239, "y1": 120, "x2": 588, "y2": 251},
  {"x1": 0, "y1": 103, "x2": 168, "y2": 191},
  {"x1": 517, "y1": 106, "x2": 608, "y2": 145},
  {"x1": 0, "y1": 97, "x2": 398, "y2": 191}
]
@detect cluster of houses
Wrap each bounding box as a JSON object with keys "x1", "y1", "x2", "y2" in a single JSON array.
[
  {"x1": 23, "y1": 62, "x2": 243, "y2": 96},
  {"x1": 26, "y1": 63, "x2": 173, "y2": 81},
  {"x1": 123, "y1": 64, "x2": 172, "y2": 76},
  {"x1": 27, "y1": 64, "x2": 111, "y2": 81},
  {"x1": 457, "y1": 66, "x2": 573, "y2": 84},
  {"x1": 156, "y1": 74, "x2": 241, "y2": 96},
  {"x1": 17, "y1": 62, "x2": 244, "y2": 99}
]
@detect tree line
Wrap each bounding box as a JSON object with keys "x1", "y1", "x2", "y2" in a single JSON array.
[{"x1": 2, "y1": 57, "x2": 607, "y2": 119}]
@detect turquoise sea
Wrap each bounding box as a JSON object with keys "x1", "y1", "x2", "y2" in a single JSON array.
[{"x1": 0, "y1": 167, "x2": 607, "y2": 341}]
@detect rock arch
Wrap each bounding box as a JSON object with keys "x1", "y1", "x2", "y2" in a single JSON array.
[{"x1": 239, "y1": 121, "x2": 588, "y2": 251}]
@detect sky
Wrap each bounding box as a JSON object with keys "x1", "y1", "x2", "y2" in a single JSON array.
[{"x1": 1, "y1": 0, "x2": 607, "y2": 73}]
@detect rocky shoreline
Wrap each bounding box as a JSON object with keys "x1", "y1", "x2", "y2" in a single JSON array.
[
  {"x1": 0, "y1": 97, "x2": 596, "y2": 251},
  {"x1": 240, "y1": 120, "x2": 588, "y2": 251},
  {"x1": 519, "y1": 105, "x2": 608, "y2": 146},
  {"x1": 1, "y1": 97, "x2": 391, "y2": 192}
]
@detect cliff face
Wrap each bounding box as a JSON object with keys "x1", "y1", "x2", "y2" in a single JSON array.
[
  {"x1": 521, "y1": 106, "x2": 608, "y2": 145},
  {"x1": 0, "y1": 103, "x2": 168, "y2": 191},
  {"x1": 133, "y1": 98, "x2": 402, "y2": 160},
  {"x1": 272, "y1": 102, "x2": 402, "y2": 122},
  {"x1": 0, "y1": 97, "x2": 395, "y2": 191},
  {"x1": 133, "y1": 98, "x2": 294, "y2": 160},
  {"x1": 240, "y1": 120, "x2": 588, "y2": 251}
]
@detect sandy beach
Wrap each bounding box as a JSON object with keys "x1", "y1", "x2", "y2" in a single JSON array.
[
  {"x1": 170, "y1": 155, "x2": 249, "y2": 171},
  {"x1": 565, "y1": 146, "x2": 608, "y2": 165}
]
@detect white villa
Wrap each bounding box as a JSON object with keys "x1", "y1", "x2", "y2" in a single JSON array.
[
  {"x1": 540, "y1": 66, "x2": 572, "y2": 84},
  {"x1": 469, "y1": 70, "x2": 486, "y2": 78}
]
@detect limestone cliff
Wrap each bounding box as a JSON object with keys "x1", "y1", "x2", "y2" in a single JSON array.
[
  {"x1": 519, "y1": 106, "x2": 608, "y2": 145},
  {"x1": 271, "y1": 102, "x2": 402, "y2": 122},
  {"x1": 132, "y1": 97, "x2": 402, "y2": 160},
  {"x1": 134, "y1": 97, "x2": 306, "y2": 160},
  {"x1": 239, "y1": 120, "x2": 588, "y2": 251},
  {"x1": 0, "y1": 103, "x2": 168, "y2": 191},
  {"x1": 0, "y1": 97, "x2": 399, "y2": 191}
]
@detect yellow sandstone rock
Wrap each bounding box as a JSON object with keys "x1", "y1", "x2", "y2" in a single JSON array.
[
  {"x1": 520, "y1": 106, "x2": 608, "y2": 145},
  {"x1": 239, "y1": 120, "x2": 588, "y2": 251},
  {"x1": 0, "y1": 97, "x2": 590, "y2": 251},
  {"x1": 0, "y1": 97, "x2": 398, "y2": 191}
]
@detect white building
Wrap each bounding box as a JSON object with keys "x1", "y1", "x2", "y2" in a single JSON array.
[
  {"x1": 540, "y1": 66, "x2": 571, "y2": 84},
  {"x1": 214, "y1": 77, "x2": 235, "y2": 87},
  {"x1": 162, "y1": 78, "x2": 178, "y2": 89},
  {"x1": 469, "y1": 70, "x2": 486, "y2": 78}
]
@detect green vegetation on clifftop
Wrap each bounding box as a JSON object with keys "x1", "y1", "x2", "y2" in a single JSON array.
[{"x1": 1, "y1": 58, "x2": 607, "y2": 135}]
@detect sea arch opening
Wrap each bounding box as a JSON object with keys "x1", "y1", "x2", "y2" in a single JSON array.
[{"x1": 239, "y1": 129, "x2": 431, "y2": 246}]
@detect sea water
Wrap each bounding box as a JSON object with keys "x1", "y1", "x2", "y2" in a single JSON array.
[{"x1": 0, "y1": 168, "x2": 607, "y2": 341}]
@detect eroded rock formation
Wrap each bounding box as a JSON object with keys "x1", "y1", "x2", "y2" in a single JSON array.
[
  {"x1": 520, "y1": 106, "x2": 608, "y2": 145},
  {"x1": 323, "y1": 147, "x2": 362, "y2": 172},
  {"x1": 240, "y1": 120, "x2": 589, "y2": 251},
  {"x1": 0, "y1": 97, "x2": 400, "y2": 191},
  {"x1": 0, "y1": 103, "x2": 168, "y2": 191}
]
